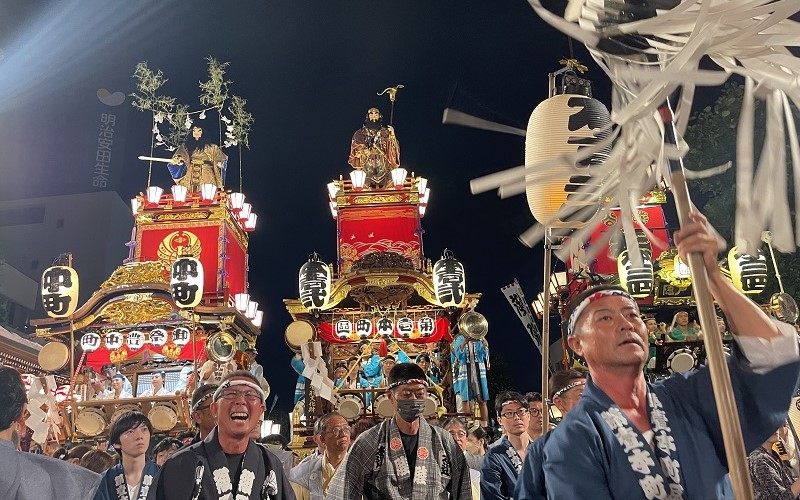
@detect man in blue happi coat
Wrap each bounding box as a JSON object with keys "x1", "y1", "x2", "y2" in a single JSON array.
[{"x1": 516, "y1": 211, "x2": 800, "y2": 499}]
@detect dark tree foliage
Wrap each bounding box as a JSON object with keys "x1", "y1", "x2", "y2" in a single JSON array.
[{"x1": 684, "y1": 82, "x2": 799, "y2": 300}]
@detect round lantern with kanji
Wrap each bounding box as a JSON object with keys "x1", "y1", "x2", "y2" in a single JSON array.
[
  {"x1": 524, "y1": 86, "x2": 612, "y2": 227},
  {"x1": 41, "y1": 265, "x2": 80, "y2": 318},
  {"x1": 433, "y1": 249, "x2": 466, "y2": 308},
  {"x1": 298, "y1": 253, "x2": 331, "y2": 310},
  {"x1": 170, "y1": 256, "x2": 204, "y2": 308}
]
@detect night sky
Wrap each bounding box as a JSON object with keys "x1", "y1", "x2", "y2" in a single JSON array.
[{"x1": 1, "y1": 0, "x2": 619, "y2": 411}]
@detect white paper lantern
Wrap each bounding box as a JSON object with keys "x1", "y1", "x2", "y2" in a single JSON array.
[
  {"x1": 417, "y1": 316, "x2": 435, "y2": 337},
  {"x1": 172, "y1": 327, "x2": 191, "y2": 347},
  {"x1": 376, "y1": 317, "x2": 394, "y2": 337},
  {"x1": 104, "y1": 331, "x2": 124, "y2": 350},
  {"x1": 170, "y1": 257, "x2": 204, "y2": 309},
  {"x1": 126, "y1": 331, "x2": 145, "y2": 351},
  {"x1": 524, "y1": 93, "x2": 611, "y2": 227},
  {"x1": 396, "y1": 317, "x2": 414, "y2": 338},
  {"x1": 149, "y1": 328, "x2": 168, "y2": 347},
  {"x1": 355, "y1": 318, "x2": 373, "y2": 339},
  {"x1": 80, "y1": 332, "x2": 101, "y2": 352},
  {"x1": 41, "y1": 265, "x2": 79, "y2": 318},
  {"x1": 299, "y1": 254, "x2": 331, "y2": 310},
  {"x1": 335, "y1": 319, "x2": 353, "y2": 340},
  {"x1": 433, "y1": 249, "x2": 465, "y2": 307}
]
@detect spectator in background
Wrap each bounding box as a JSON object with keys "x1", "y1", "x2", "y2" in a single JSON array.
[
  {"x1": 748, "y1": 423, "x2": 800, "y2": 500},
  {"x1": 0, "y1": 366, "x2": 101, "y2": 499},
  {"x1": 66, "y1": 444, "x2": 93, "y2": 464},
  {"x1": 51, "y1": 446, "x2": 68, "y2": 460},
  {"x1": 151, "y1": 437, "x2": 182, "y2": 466},
  {"x1": 80, "y1": 449, "x2": 116, "y2": 474},
  {"x1": 524, "y1": 392, "x2": 547, "y2": 441},
  {"x1": 481, "y1": 391, "x2": 532, "y2": 500},
  {"x1": 349, "y1": 417, "x2": 377, "y2": 443},
  {"x1": 466, "y1": 425, "x2": 488, "y2": 458},
  {"x1": 189, "y1": 383, "x2": 218, "y2": 444},
  {"x1": 93, "y1": 411, "x2": 159, "y2": 500},
  {"x1": 176, "y1": 430, "x2": 195, "y2": 447}
]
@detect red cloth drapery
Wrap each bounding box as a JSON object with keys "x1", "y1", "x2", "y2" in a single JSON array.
[
  {"x1": 318, "y1": 317, "x2": 451, "y2": 344},
  {"x1": 84, "y1": 340, "x2": 205, "y2": 370}
]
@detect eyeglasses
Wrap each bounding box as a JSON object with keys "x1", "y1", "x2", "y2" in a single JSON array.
[
  {"x1": 325, "y1": 425, "x2": 352, "y2": 437},
  {"x1": 448, "y1": 429, "x2": 467, "y2": 438},
  {"x1": 529, "y1": 407, "x2": 542, "y2": 417},
  {"x1": 218, "y1": 389, "x2": 262, "y2": 402},
  {"x1": 500, "y1": 408, "x2": 530, "y2": 420}
]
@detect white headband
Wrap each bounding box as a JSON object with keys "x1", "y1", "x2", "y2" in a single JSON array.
[
  {"x1": 567, "y1": 289, "x2": 635, "y2": 336},
  {"x1": 213, "y1": 379, "x2": 265, "y2": 402}
]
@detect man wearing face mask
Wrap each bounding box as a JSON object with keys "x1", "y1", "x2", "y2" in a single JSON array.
[{"x1": 327, "y1": 363, "x2": 471, "y2": 499}]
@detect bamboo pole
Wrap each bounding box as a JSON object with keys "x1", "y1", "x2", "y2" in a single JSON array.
[
  {"x1": 660, "y1": 100, "x2": 754, "y2": 500},
  {"x1": 541, "y1": 228, "x2": 552, "y2": 432}
]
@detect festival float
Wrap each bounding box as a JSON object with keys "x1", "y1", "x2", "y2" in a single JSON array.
[
  {"x1": 283, "y1": 90, "x2": 490, "y2": 455},
  {"x1": 460, "y1": 62, "x2": 796, "y2": 418},
  {"x1": 28, "y1": 59, "x2": 268, "y2": 446}
]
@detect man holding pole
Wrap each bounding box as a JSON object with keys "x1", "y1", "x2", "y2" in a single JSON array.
[{"x1": 520, "y1": 211, "x2": 799, "y2": 499}]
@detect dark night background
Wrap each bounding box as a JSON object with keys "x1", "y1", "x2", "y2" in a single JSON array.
[{"x1": 1, "y1": 0, "x2": 659, "y2": 414}]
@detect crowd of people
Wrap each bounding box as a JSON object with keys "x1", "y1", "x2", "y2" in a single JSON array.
[{"x1": 1, "y1": 210, "x2": 799, "y2": 499}]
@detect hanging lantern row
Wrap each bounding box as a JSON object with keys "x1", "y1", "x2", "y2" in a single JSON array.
[
  {"x1": 79, "y1": 327, "x2": 192, "y2": 353},
  {"x1": 333, "y1": 315, "x2": 436, "y2": 340},
  {"x1": 327, "y1": 174, "x2": 430, "y2": 219},
  {"x1": 433, "y1": 249, "x2": 466, "y2": 307},
  {"x1": 132, "y1": 188, "x2": 257, "y2": 232},
  {"x1": 232, "y1": 293, "x2": 265, "y2": 327},
  {"x1": 298, "y1": 253, "x2": 332, "y2": 310}
]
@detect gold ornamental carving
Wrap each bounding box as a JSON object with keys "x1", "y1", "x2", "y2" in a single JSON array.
[
  {"x1": 655, "y1": 248, "x2": 692, "y2": 288},
  {"x1": 99, "y1": 299, "x2": 174, "y2": 325},
  {"x1": 101, "y1": 261, "x2": 171, "y2": 289},
  {"x1": 411, "y1": 282, "x2": 438, "y2": 304},
  {"x1": 124, "y1": 293, "x2": 154, "y2": 303},
  {"x1": 153, "y1": 211, "x2": 212, "y2": 222},
  {"x1": 157, "y1": 230, "x2": 202, "y2": 262},
  {"x1": 326, "y1": 284, "x2": 352, "y2": 308},
  {"x1": 109, "y1": 348, "x2": 128, "y2": 364},
  {"x1": 365, "y1": 276, "x2": 399, "y2": 287},
  {"x1": 73, "y1": 315, "x2": 97, "y2": 329},
  {"x1": 353, "y1": 194, "x2": 405, "y2": 205}
]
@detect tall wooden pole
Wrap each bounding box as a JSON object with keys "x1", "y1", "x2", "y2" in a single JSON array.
[
  {"x1": 541, "y1": 227, "x2": 552, "y2": 432},
  {"x1": 660, "y1": 100, "x2": 753, "y2": 500}
]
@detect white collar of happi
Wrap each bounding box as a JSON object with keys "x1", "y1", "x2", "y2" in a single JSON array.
[
  {"x1": 600, "y1": 391, "x2": 684, "y2": 500},
  {"x1": 501, "y1": 437, "x2": 524, "y2": 474},
  {"x1": 112, "y1": 465, "x2": 155, "y2": 500}
]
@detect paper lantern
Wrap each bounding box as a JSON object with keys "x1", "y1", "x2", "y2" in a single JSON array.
[
  {"x1": 126, "y1": 331, "x2": 145, "y2": 351},
  {"x1": 376, "y1": 317, "x2": 394, "y2": 337},
  {"x1": 149, "y1": 328, "x2": 167, "y2": 347},
  {"x1": 299, "y1": 253, "x2": 331, "y2": 310},
  {"x1": 433, "y1": 249, "x2": 465, "y2": 307},
  {"x1": 728, "y1": 247, "x2": 768, "y2": 294},
  {"x1": 170, "y1": 256, "x2": 204, "y2": 309},
  {"x1": 673, "y1": 256, "x2": 691, "y2": 279},
  {"x1": 355, "y1": 318, "x2": 373, "y2": 339},
  {"x1": 171, "y1": 184, "x2": 188, "y2": 203},
  {"x1": 172, "y1": 327, "x2": 191, "y2": 347},
  {"x1": 417, "y1": 316, "x2": 435, "y2": 337},
  {"x1": 335, "y1": 319, "x2": 353, "y2": 340},
  {"x1": 80, "y1": 332, "x2": 101, "y2": 352},
  {"x1": 104, "y1": 331, "x2": 124, "y2": 351},
  {"x1": 617, "y1": 249, "x2": 654, "y2": 298},
  {"x1": 41, "y1": 265, "x2": 79, "y2": 318},
  {"x1": 397, "y1": 317, "x2": 414, "y2": 338},
  {"x1": 524, "y1": 93, "x2": 611, "y2": 226}
]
